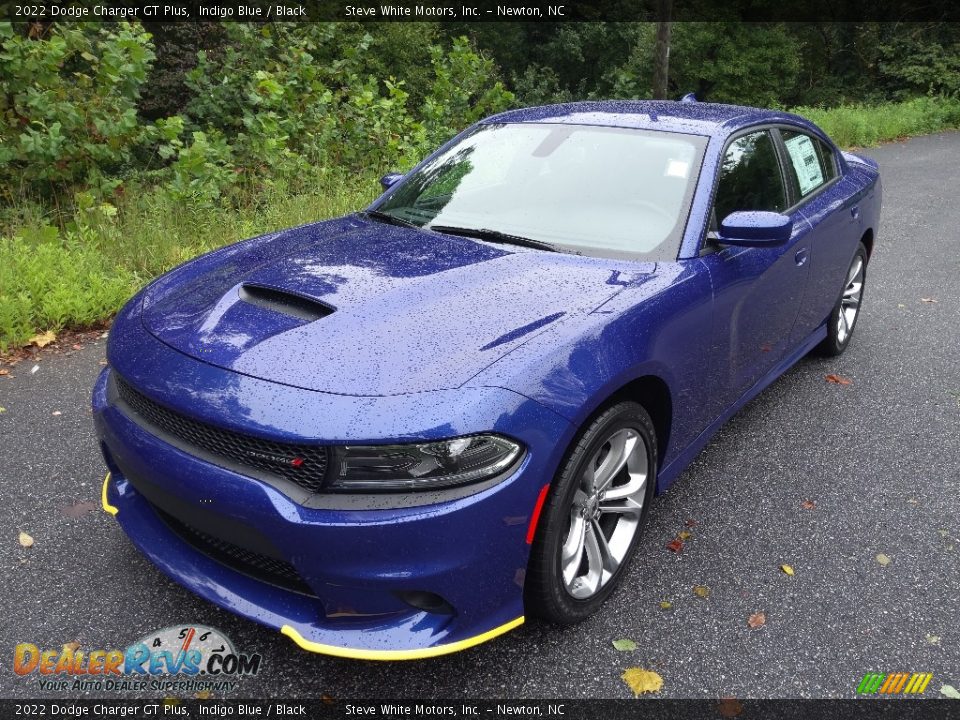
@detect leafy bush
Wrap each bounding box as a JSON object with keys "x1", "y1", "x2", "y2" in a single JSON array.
[
  {"x1": 0, "y1": 22, "x2": 154, "y2": 200},
  {"x1": 878, "y1": 38, "x2": 960, "y2": 99},
  {"x1": 154, "y1": 25, "x2": 512, "y2": 203}
]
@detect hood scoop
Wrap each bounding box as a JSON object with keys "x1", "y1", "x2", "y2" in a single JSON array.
[{"x1": 238, "y1": 284, "x2": 334, "y2": 322}]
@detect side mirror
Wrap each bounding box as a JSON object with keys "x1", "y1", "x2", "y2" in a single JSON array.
[
  {"x1": 718, "y1": 211, "x2": 792, "y2": 247},
  {"x1": 379, "y1": 173, "x2": 403, "y2": 190}
]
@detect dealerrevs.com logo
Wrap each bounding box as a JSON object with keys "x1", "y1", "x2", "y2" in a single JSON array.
[{"x1": 14, "y1": 625, "x2": 262, "y2": 694}]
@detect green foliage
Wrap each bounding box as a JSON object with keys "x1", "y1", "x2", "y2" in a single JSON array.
[
  {"x1": 421, "y1": 37, "x2": 515, "y2": 145},
  {"x1": 0, "y1": 225, "x2": 137, "y2": 351},
  {"x1": 0, "y1": 168, "x2": 379, "y2": 351},
  {"x1": 606, "y1": 23, "x2": 802, "y2": 106},
  {"x1": 797, "y1": 96, "x2": 960, "y2": 148},
  {"x1": 878, "y1": 37, "x2": 960, "y2": 98},
  {"x1": 0, "y1": 22, "x2": 154, "y2": 199},
  {"x1": 160, "y1": 25, "x2": 511, "y2": 202},
  {"x1": 137, "y1": 22, "x2": 228, "y2": 120}
]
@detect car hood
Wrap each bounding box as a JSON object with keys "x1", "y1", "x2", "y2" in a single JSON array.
[{"x1": 141, "y1": 216, "x2": 639, "y2": 396}]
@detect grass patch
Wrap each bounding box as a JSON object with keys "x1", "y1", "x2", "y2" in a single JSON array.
[
  {"x1": 795, "y1": 95, "x2": 960, "y2": 148},
  {"x1": 0, "y1": 169, "x2": 379, "y2": 352},
  {"x1": 3, "y1": 96, "x2": 960, "y2": 352}
]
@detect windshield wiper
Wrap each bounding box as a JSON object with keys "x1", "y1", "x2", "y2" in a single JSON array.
[
  {"x1": 429, "y1": 225, "x2": 561, "y2": 253},
  {"x1": 361, "y1": 210, "x2": 422, "y2": 230}
]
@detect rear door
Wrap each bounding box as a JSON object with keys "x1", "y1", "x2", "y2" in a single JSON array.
[
  {"x1": 777, "y1": 128, "x2": 863, "y2": 340},
  {"x1": 699, "y1": 128, "x2": 813, "y2": 412}
]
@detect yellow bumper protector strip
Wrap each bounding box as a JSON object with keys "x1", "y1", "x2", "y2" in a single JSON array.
[
  {"x1": 101, "y1": 473, "x2": 118, "y2": 516},
  {"x1": 280, "y1": 616, "x2": 524, "y2": 661}
]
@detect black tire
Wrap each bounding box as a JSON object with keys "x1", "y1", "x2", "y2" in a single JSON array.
[
  {"x1": 817, "y1": 243, "x2": 868, "y2": 357},
  {"x1": 525, "y1": 401, "x2": 657, "y2": 625}
]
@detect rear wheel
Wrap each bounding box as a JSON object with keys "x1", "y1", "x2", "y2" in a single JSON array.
[
  {"x1": 525, "y1": 401, "x2": 657, "y2": 624},
  {"x1": 818, "y1": 243, "x2": 867, "y2": 357}
]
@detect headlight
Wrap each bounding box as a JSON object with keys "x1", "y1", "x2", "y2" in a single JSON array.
[{"x1": 328, "y1": 434, "x2": 523, "y2": 491}]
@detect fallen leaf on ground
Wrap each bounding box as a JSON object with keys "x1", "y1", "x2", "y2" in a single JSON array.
[
  {"x1": 941, "y1": 685, "x2": 960, "y2": 699},
  {"x1": 659, "y1": 600, "x2": 672, "y2": 610},
  {"x1": 666, "y1": 538, "x2": 684, "y2": 553},
  {"x1": 72, "y1": 344, "x2": 83, "y2": 351},
  {"x1": 801, "y1": 500, "x2": 816, "y2": 510},
  {"x1": 780, "y1": 564, "x2": 794, "y2": 576},
  {"x1": 907, "y1": 498, "x2": 919, "y2": 505},
  {"x1": 18, "y1": 532, "x2": 34, "y2": 548},
  {"x1": 717, "y1": 698, "x2": 744, "y2": 717},
  {"x1": 693, "y1": 585, "x2": 711, "y2": 598},
  {"x1": 685, "y1": 519, "x2": 696, "y2": 527},
  {"x1": 920, "y1": 298, "x2": 938, "y2": 303},
  {"x1": 194, "y1": 690, "x2": 213, "y2": 700},
  {"x1": 28, "y1": 331, "x2": 56, "y2": 348},
  {"x1": 926, "y1": 634, "x2": 941, "y2": 645},
  {"x1": 0, "y1": 407, "x2": 6, "y2": 414},
  {"x1": 621, "y1": 668, "x2": 663, "y2": 696},
  {"x1": 747, "y1": 612, "x2": 766, "y2": 629},
  {"x1": 52, "y1": 411, "x2": 62, "y2": 416},
  {"x1": 876, "y1": 553, "x2": 891, "y2": 566},
  {"x1": 0, "y1": 369, "x2": 8, "y2": 376},
  {"x1": 825, "y1": 374, "x2": 852, "y2": 385},
  {"x1": 938, "y1": 529, "x2": 949, "y2": 538},
  {"x1": 678, "y1": 530, "x2": 692, "y2": 540},
  {"x1": 612, "y1": 638, "x2": 638, "y2": 652},
  {"x1": 63, "y1": 641, "x2": 80, "y2": 653}
]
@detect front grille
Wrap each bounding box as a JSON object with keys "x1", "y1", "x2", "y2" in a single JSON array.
[
  {"x1": 115, "y1": 375, "x2": 329, "y2": 492},
  {"x1": 155, "y1": 506, "x2": 316, "y2": 597}
]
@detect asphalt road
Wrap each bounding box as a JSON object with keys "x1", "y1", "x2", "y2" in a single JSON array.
[{"x1": 1, "y1": 132, "x2": 958, "y2": 702}]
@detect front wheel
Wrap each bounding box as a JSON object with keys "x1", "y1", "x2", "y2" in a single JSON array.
[
  {"x1": 818, "y1": 243, "x2": 867, "y2": 357},
  {"x1": 525, "y1": 401, "x2": 657, "y2": 625}
]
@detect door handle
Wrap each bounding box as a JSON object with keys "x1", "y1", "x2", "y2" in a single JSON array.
[
  {"x1": 795, "y1": 248, "x2": 809, "y2": 266},
  {"x1": 850, "y1": 205, "x2": 860, "y2": 220}
]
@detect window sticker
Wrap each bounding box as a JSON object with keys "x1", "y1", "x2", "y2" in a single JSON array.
[
  {"x1": 784, "y1": 134, "x2": 824, "y2": 196},
  {"x1": 665, "y1": 159, "x2": 690, "y2": 178}
]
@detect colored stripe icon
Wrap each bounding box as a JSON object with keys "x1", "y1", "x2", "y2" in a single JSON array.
[{"x1": 857, "y1": 672, "x2": 933, "y2": 695}]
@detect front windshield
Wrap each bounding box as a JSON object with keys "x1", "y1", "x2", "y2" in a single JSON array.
[{"x1": 373, "y1": 122, "x2": 707, "y2": 259}]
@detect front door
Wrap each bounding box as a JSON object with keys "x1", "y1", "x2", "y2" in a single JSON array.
[{"x1": 699, "y1": 129, "x2": 813, "y2": 412}]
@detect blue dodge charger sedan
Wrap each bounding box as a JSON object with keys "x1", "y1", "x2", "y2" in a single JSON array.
[{"x1": 94, "y1": 100, "x2": 881, "y2": 659}]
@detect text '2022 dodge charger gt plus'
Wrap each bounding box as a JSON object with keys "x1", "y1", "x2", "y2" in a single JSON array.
[{"x1": 94, "y1": 100, "x2": 880, "y2": 659}]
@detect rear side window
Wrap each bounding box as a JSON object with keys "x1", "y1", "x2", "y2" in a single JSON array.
[
  {"x1": 781, "y1": 129, "x2": 837, "y2": 198},
  {"x1": 714, "y1": 131, "x2": 786, "y2": 221}
]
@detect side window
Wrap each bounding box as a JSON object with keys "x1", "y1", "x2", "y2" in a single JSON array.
[
  {"x1": 781, "y1": 129, "x2": 836, "y2": 198},
  {"x1": 816, "y1": 139, "x2": 837, "y2": 182},
  {"x1": 714, "y1": 131, "x2": 786, "y2": 223}
]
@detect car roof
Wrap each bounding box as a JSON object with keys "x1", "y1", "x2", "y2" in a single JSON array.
[{"x1": 482, "y1": 100, "x2": 815, "y2": 139}]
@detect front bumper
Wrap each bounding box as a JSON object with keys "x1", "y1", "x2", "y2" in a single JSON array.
[{"x1": 93, "y1": 366, "x2": 569, "y2": 659}]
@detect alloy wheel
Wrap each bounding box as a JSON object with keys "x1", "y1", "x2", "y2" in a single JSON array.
[
  {"x1": 560, "y1": 427, "x2": 649, "y2": 600},
  {"x1": 837, "y1": 256, "x2": 864, "y2": 344}
]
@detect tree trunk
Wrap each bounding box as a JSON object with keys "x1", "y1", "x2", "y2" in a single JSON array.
[{"x1": 652, "y1": 0, "x2": 673, "y2": 100}]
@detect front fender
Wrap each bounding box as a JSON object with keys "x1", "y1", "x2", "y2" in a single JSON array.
[{"x1": 469, "y1": 261, "x2": 714, "y2": 477}]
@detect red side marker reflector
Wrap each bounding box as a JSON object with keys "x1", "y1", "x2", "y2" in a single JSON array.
[{"x1": 526, "y1": 484, "x2": 551, "y2": 544}]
